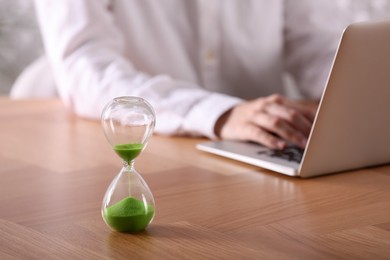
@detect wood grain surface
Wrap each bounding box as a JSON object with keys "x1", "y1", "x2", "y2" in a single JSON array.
[{"x1": 0, "y1": 97, "x2": 389, "y2": 259}]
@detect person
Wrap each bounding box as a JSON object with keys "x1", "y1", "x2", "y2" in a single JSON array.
[{"x1": 32, "y1": 0, "x2": 344, "y2": 149}]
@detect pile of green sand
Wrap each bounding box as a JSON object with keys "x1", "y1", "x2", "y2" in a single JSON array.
[{"x1": 104, "y1": 196, "x2": 154, "y2": 233}]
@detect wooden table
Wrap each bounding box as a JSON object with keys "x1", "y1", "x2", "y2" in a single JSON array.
[{"x1": 1, "y1": 97, "x2": 389, "y2": 259}]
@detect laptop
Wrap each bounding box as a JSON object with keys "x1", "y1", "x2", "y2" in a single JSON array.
[{"x1": 196, "y1": 20, "x2": 390, "y2": 178}]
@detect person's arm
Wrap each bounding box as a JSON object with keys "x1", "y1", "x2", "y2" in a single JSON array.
[
  {"x1": 34, "y1": 0, "x2": 242, "y2": 138},
  {"x1": 216, "y1": 1, "x2": 341, "y2": 149}
]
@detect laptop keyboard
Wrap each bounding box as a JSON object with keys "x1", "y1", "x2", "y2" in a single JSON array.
[{"x1": 257, "y1": 146, "x2": 304, "y2": 163}]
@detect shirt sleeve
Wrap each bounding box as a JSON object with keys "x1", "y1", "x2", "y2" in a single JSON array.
[
  {"x1": 283, "y1": 0, "x2": 346, "y2": 99},
  {"x1": 34, "y1": 0, "x2": 242, "y2": 139}
]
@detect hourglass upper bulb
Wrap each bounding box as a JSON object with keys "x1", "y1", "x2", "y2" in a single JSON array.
[{"x1": 101, "y1": 96, "x2": 156, "y2": 162}]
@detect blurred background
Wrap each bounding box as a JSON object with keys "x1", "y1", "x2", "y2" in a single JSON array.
[
  {"x1": 0, "y1": 0, "x2": 389, "y2": 96},
  {"x1": 0, "y1": 0, "x2": 42, "y2": 95}
]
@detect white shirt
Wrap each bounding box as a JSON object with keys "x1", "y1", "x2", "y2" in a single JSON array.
[{"x1": 34, "y1": 0, "x2": 343, "y2": 138}]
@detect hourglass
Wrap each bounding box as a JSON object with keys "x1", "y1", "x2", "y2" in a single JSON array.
[{"x1": 101, "y1": 96, "x2": 156, "y2": 233}]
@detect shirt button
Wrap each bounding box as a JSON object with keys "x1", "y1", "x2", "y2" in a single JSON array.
[{"x1": 205, "y1": 51, "x2": 216, "y2": 61}]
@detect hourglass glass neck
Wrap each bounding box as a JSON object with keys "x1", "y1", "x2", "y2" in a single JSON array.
[{"x1": 123, "y1": 160, "x2": 135, "y2": 169}]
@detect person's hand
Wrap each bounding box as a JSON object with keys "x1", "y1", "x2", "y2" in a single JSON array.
[{"x1": 214, "y1": 94, "x2": 317, "y2": 150}]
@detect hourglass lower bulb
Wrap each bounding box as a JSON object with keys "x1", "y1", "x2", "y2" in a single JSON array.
[{"x1": 101, "y1": 96, "x2": 156, "y2": 233}]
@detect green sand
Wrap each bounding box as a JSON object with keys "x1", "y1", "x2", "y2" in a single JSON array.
[
  {"x1": 104, "y1": 196, "x2": 154, "y2": 233},
  {"x1": 113, "y1": 143, "x2": 143, "y2": 163}
]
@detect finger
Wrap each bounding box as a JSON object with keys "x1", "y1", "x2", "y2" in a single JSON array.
[
  {"x1": 255, "y1": 94, "x2": 316, "y2": 123},
  {"x1": 265, "y1": 103, "x2": 312, "y2": 136},
  {"x1": 252, "y1": 113, "x2": 307, "y2": 148},
  {"x1": 282, "y1": 99, "x2": 317, "y2": 122},
  {"x1": 244, "y1": 124, "x2": 286, "y2": 149}
]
